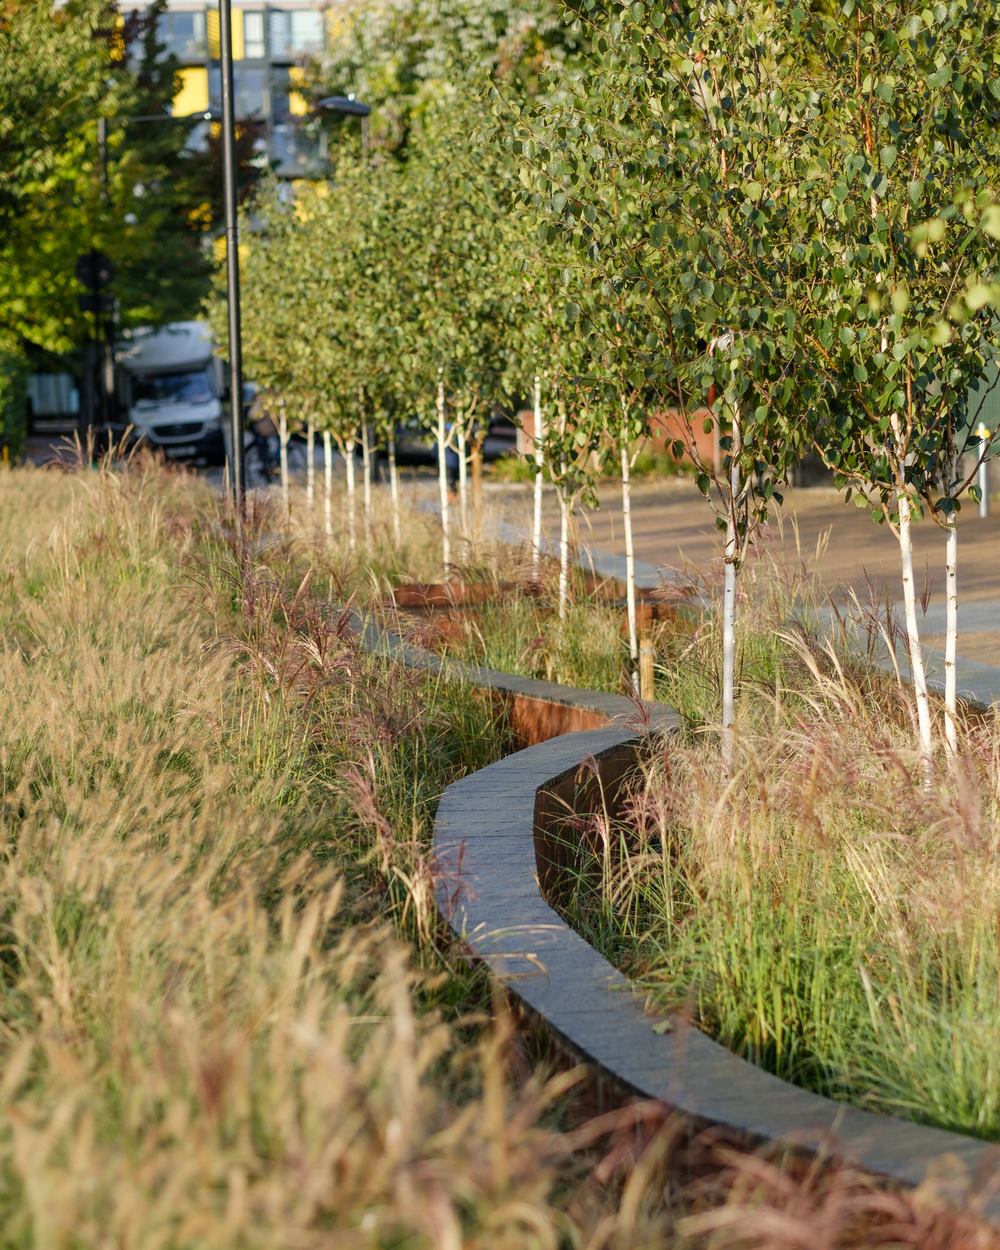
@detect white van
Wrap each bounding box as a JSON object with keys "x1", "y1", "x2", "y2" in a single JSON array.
[{"x1": 113, "y1": 320, "x2": 226, "y2": 463}]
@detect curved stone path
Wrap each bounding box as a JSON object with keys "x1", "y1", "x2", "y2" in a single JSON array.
[{"x1": 359, "y1": 611, "x2": 1000, "y2": 1219}]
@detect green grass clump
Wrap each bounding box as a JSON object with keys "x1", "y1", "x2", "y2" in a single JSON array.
[
  {"x1": 600, "y1": 693, "x2": 1000, "y2": 1141},
  {"x1": 455, "y1": 595, "x2": 627, "y2": 693}
]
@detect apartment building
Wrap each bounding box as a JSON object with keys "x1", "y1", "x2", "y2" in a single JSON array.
[{"x1": 123, "y1": 0, "x2": 331, "y2": 176}]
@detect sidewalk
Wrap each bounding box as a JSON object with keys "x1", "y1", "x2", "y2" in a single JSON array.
[{"x1": 488, "y1": 478, "x2": 1000, "y2": 708}]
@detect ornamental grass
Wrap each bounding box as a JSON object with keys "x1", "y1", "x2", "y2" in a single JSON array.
[{"x1": 0, "y1": 457, "x2": 996, "y2": 1247}]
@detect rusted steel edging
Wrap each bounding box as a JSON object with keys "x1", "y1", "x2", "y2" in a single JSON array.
[{"x1": 357, "y1": 612, "x2": 1000, "y2": 1215}]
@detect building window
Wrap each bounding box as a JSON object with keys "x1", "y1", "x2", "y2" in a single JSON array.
[
  {"x1": 209, "y1": 65, "x2": 269, "y2": 119},
  {"x1": 236, "y1": 65, "x2": 268, "y2": 118},
  {"x1": 161, "y1": 11, "x2": 207, "y2": 61},
  {"x1": 243, "y1": 11, "x2": 266, "y2": 58},
  {"x1": 268, "y1": 10, "x2": 323, "y2": 59},
  {"x1": 269, "y1": 65, "x2": 291, "y2": 121}
]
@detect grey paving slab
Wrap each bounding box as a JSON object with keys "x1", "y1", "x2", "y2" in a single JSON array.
[
  {"x1": 916, "y1": 599, "x2": 1000, "y2": 636},
  {"x1": 822, "y1": 605, "x2": 1000, "y2": 708}
]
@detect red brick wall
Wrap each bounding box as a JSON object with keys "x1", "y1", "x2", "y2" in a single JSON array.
[
  {"x1": 648, "y1": 408, "x2": 718, "y2": 470},
  {"x1": 516, "y1": 406, "x2": 719, "y2": 470}
]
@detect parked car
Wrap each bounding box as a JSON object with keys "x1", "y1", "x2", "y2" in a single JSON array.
[{"x1": 109, "y1": 320, "x2": 226, "y2": 464}]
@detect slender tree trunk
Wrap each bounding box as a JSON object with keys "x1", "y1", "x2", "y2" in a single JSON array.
[
  {"x1": 437, "y1": 377, "x2": 451, "y2": 576},
  {"x1": 361, "y1": 419, "x2": 373, "y2": 546},
  {"x1": 721, "y1": 400, "x2": 741, "y2": 774},
  {"x1": 640, "y1": 637, "x2": 655, "y2": 700},
  {"x1": 322, "y1": 429, "x2": 333, "y2": 541},
  {"x1": 558, "y1": 479, "x2": 570, "y2": 622},
  {"x1": 306, "y1": 422, "x2": 315, "y2": 512},
  {"x1": 621, "y1": 439, "x2": 639, "y2": 696},
  {"x1": 532, "y1": 375, "x2": 544, "y2": 580},
  {"x1": 388, "y1": 426, "x2": 401, "y2": 547},
  {"x1": 897, "y1": 490, "x2": 935, "y2": 773},
  {"x1": 457, "y1": 422, "x2": 469, "y2": 535},
  {"x1": 343, "y1": 436, "x2": 357, "y2": 555},
  {"x1": 278, "y1": 407, "x2": 290, "y2": 519},
  {"x1": 944, "y1": 511, "x2": 958, "y2": 756},
  {"x1": 471, "y1": 436, "x2": 484, "y2": 540}
]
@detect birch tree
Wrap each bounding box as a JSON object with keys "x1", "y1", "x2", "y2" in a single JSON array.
[
  {"x1": 507, "y1": 0, "x2": 819, "y2": 764},
  {"x1": 385, "y1": 97, "x2": 520, "y2": 571},
  {"x1": 799, "y1": 0, "x2": 1000, "y2": 768}
]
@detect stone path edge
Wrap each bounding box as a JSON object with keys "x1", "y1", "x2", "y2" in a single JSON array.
[{"x1": 356, "y1": 611, "x2": 1000, "y2": 1218}]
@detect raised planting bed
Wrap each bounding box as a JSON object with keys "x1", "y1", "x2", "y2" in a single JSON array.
[
  {"x1": 358, "y1": 613, "x2": 1000, "y2": 1220},
  {"x1": 386, "y1": 577, "x2": 690, "y2": 684}
]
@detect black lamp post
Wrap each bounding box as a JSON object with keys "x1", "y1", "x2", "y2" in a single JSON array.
[
  {"x1": 219, "y1": 0, "x2": 245, "y2": 513},
  {"x1": 316, "y1": 95, "x2": 371, "y2": 159}
]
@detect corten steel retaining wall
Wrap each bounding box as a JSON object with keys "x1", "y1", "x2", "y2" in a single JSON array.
[{"x1": 360, "y1": 614, "x2": 1000, "y2": 1217}]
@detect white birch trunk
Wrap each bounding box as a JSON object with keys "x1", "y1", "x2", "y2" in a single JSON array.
[
  {"x1": 621, "y1": 439, "x2": 639, "y2": 696},
  {"x1": 388, "y1": 427, "x2": 401, "y2": 547},
  {"x1": 278, "y1": 408, "x2": 290, "y2": 519},
  {"x1": 721, "y1": 400, "x2": 741, "y2": 773},
  {"x1": 457, "y1": 422, "x2": 469, "y2": 536},
  {"x1": 721, "y1": 535, "x2": 738, "y2": 772},
  {"x1": 306, "y1": 422, "x2": 315, "y2": 512},
  {"x1": 437, "y1": 378, "x2": 451, "y2": 576},
  {"x1": 361, "y1": 419, "x2": 373, "y2": 546},
  {"x1": 322, "y1": 429, "x2": 333, "y2": 541},
  {"x1": 944, "y1": 513, "x2": 958, "y2": 756},
  {"x1": 558, "y1": 482, "x2": 570, "y2": 622},
  {"x1": 532, "y1": 375, "x2": 544, "y2": 580},
  {"x1": 343, "y1": 436, "x2": 357, "y2": 555},
  {"x1": 897, "y1": 490, "x2": 935, "y2": 772}
]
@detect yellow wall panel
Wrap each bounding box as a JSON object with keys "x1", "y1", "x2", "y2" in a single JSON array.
[
  {"x1": 205, "y1": 11, "x2": 243, "y2": 59},
  {"x1": 206, "y1": 10, "x2": 220, "y2": 58},
  {"x1": 174, "y1": 67, "x2": 209, "y2": 117},
  {"x1": 231, "y1": 9, "x2": 244, "y2": 59},
  {"x1": 288, "y1": 65, "x2": 308, "y2": 116}
]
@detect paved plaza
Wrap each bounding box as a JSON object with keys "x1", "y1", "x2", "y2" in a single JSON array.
[{"x1": 499, "y1": 477, "x2": 1000, "y2": 705}]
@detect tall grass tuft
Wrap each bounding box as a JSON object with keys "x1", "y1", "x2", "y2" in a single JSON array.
[{"x1": 0, "y1": 462, "x2": 610, "y2": 1246}]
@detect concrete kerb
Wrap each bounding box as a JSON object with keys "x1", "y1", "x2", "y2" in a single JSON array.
[{"x1": 355, "y1": 609, "x2": 1000, "y2": 1221}]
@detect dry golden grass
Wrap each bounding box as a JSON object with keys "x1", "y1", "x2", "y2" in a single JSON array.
[
  {"x1": 1, "y1": 457, "x2": 996, "y2": 1249},
  {"x1": 0, "y1": 462, "x2": 538, "y2": 1246}
]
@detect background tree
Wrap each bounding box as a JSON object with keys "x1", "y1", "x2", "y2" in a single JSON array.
[
  {"x1": 306, "y1": 0, "x2": 585, "y2": 159},
  {"x1": 0, "y1": 3, "x2": 217, "y2": 355},
  {"x1": 0, "y1": 0, "x2": 114, "y2": 452},
  {"x1": 0, "y1": 0, "x2": 110, "y2": 227}
]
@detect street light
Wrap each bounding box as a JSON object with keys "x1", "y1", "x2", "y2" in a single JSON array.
[
  {"x1": 316, "y1": 95, "x2": 371, "y2": 159},
  {"x1": 219, "y1": 0, "x2": 246, "y2": 513}
]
